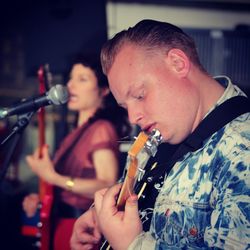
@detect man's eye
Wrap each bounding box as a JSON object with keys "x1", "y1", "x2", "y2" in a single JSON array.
[{"x1": 135, "y1": 91, "x2": 144, "y2": 100}]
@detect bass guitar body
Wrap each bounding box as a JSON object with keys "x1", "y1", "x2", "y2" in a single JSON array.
[{"x1": 21, "y1": 183, "x2": 53, "y2": 250}]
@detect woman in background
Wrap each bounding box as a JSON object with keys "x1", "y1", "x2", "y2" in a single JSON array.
[{"x1": 22, "y1": 54, "x2": 130, "y2": 250}]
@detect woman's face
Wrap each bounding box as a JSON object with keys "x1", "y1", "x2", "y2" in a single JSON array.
[{"x1": 67, "y1": 64, "x2": 103, "y2": 113}]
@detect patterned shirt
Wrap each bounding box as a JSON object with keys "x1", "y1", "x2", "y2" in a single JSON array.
[{"x1": 129, "y1": 76, "x2": 250, "y2": 249}]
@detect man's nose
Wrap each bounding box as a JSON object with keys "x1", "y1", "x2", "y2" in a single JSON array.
[{"x1": 127, "y1": 106, "x2": 143, "y2": 125}]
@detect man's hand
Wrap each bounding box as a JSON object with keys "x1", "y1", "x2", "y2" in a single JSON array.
[
  {"x1": 95, "y1": 183, "x2": 142, "y2": 250},
  {"x1": 70, "y1": 208, "x2": 101, "y2": 250}
]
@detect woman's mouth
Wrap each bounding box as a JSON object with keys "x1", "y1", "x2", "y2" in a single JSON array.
[{"x1": 69, "y1": 94, "x2": 78, "y2": 102}]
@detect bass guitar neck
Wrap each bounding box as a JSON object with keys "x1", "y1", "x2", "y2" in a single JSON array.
[{"x1": 101, "y1": 129, "x2": 162, "y2": 249}]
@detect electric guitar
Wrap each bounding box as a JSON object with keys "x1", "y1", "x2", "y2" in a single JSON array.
[
  {"x1": 100, "y1": 129, "x2": 162, "y2": 250},
  {"x1": 21, "y1": 64, "x2": 53, "y2": 250}
]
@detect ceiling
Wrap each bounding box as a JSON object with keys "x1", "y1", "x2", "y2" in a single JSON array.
[{"x1": 108, "y1": 0, "x2": 250, "y2": 11}]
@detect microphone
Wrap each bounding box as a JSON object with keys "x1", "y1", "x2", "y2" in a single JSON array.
[{"x1": 0, "y1": 84, "x2": 69, "y2": 119}]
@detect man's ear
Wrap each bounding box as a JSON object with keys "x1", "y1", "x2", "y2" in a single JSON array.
[{"x1": 165, "y1": 49, "x2": 190, "y2": 77}]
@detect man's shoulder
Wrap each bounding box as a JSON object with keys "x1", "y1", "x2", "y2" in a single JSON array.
[
  {"x1": 196, "y1": 113, "x2": 250, "y2": 168},
  {"x1": 223, "y1": 112, "x2": 250, "y2": 148},
  {"x1": 204, "y1": 112, "x2": 250, "y2": 169}
]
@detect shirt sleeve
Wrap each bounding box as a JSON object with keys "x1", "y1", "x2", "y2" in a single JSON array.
[
  {"x1": 128, "y1": 231, "x2": 156, "y2": 250},
  {"x1": 87, "y1": 120, "x2": 119, "y2": 162}
]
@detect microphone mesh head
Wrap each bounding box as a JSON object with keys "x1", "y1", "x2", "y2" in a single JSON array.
[{"x1": 48, "y1": 85, "x2": 69, "y2": 105}]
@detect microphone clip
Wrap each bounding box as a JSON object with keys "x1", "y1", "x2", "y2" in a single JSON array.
[{"x1": 1, "y1": 111, "x2": 35, "y2": 146}]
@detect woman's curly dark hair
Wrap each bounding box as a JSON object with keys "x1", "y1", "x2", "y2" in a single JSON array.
[{"x1": 68, "y1": 53, "x2": 131, "y2": 139}]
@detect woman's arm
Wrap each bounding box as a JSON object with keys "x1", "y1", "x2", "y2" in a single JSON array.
[{"x1": 52, "y1": 148, "x2": 118, "y2": 198}]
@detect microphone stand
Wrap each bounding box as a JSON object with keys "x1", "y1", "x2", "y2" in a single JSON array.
[{"x1": 0, "y1": 111, "x2": 35, "y2": 183}]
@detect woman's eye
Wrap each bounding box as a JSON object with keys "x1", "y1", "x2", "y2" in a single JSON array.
[{"x1": 79, "y1": 77, "x2": 87, "y2": 82}]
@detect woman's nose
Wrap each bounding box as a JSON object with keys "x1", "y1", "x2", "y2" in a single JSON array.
[{"x1": 67, "y1": 79, "x2": 73, "y2": 89}]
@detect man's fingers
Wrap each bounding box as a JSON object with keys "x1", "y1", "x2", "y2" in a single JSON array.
[
  {"x1": 71, "y1": 226, "x2": 100, "y2": 250},
  {"x1": 76, "y1": 230, "x2": 100, "y2": 243},
  {"x1": 94, "y1": 183, "x2": 123, "y2": 229},
  {"x1": 94, "y1": 187, "x2": 109, "y2": 214},
  {"x1": 70, "y1": 237, "x2": 95, "y2": 250},
  {"x1": 124, "y1": 194, "x2": 140, "y2": 222},
  {"x1": 102, "y1": 183, "x2": 122, "y2": 211}
]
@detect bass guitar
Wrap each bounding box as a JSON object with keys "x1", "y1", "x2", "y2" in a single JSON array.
[
  {"x1": 21, "y1": 64, "x2": 53, "y2": 250},
  {"x1": 100, "y1": 129, "x2": 162, "y2": 250},
  {"x1": 37, "y1": 64, "x2": 54, "y2": 250}
]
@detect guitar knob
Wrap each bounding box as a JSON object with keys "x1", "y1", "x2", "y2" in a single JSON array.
[
  {"x1": 33, "y1": 241, "x2": 41, "y2": 248},
  {"x1": 147, "y1": 176, "x2": 153, "y2": 183},
  {"x1": 145, "y1": 129, "x2": 162, "y2": 156},
  {"x1": 37, "y1": 221, "x2": 43, "y2": 228},
  {"x1": 150, "y1": 129, "x2": 163, "y2": 145}
]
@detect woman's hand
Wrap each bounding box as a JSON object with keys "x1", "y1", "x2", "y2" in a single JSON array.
[
  {"x1": 26, "y1": 144, "x2": 57, "y2": 184},
  {"x1": 22, "y1": 193, "x2": 40, "y2": 217}
]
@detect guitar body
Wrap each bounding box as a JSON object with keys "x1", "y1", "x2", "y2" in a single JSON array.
[
  {"x1": 100, "y1": 130, "x2": 162, "y2": 250},
  {"x1": 39, "y1": 181, "x2": 54, "y2": 250},
  {"x1": 21, "y1": 65, "x2": 54, "y2": 250}
]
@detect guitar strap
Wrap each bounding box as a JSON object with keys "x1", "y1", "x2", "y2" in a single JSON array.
[{"x1": 134, "y1": 95, "x2": 250, "y2": 230}]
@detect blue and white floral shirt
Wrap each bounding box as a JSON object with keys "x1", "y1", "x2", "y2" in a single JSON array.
[{"x1": 129, "y1": 76, "x2": 250, "y2": 250}]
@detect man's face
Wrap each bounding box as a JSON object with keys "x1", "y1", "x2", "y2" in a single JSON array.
[{"x1": 107, "y1": 44, "x2": 200, "y2": 144}]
